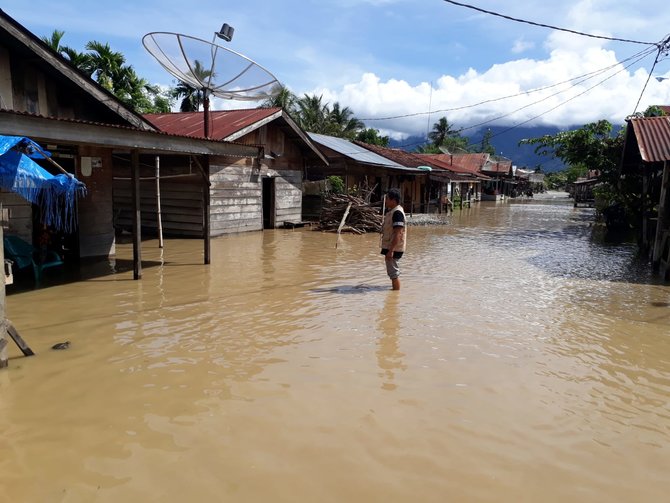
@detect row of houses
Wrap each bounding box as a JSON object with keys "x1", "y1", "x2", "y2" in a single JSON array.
[{"x1": 0, "y1": 8, "x2": 535, "y2": 288}]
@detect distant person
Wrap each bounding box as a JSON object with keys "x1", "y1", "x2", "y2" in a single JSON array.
[{"x1": 380, "y1": 188, "x2": 406, "y2": 291}]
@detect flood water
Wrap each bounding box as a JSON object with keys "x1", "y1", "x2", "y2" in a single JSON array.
[{"x1": 1, "y1": 192, "x2": 669, "y2": 502}]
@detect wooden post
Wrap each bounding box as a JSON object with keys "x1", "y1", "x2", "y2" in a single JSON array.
[
  {"x1": 131, "y1": 149, "x2": 142, "y2": 280},
  {"x1": 6, "y1": 320, "x2": 34, "y2": 357},
  {"x1": 1, "y1": 223, "x2": 7, "y2": 369},
  {"x1": 203, "y1": 156, "x2": 211, "y2": 265},
  {"x1": 652, "y1": 161, "x2": 669, "y2": 268},
  {"x1": 155, "y1": 156, "x2": 164, "y2": 249},
  {"x1": 191, "y1": 155, "x2": 211, "y2": 265}
]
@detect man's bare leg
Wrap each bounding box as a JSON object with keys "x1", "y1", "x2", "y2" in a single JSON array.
[{"x1": 391, "y1": 278, "x2": 400, "y2": 290}]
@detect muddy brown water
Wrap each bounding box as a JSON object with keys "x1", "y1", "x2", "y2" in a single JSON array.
[{"x1": 1, "y1": 193, "x2": 669, "y2": 502}]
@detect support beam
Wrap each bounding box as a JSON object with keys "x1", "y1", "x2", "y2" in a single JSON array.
[
  {"x1": 131, "y1": 149, "x2": 142, "y2": 280},
  {"x1": 191, "y1": 156, "x2": 211, "y2": 265},
  {"x1": 0, "y1": 224, "x2": 6, "y2": 369}
]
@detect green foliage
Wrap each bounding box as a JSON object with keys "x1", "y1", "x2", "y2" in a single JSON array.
[
  {"x1": 544, "y1": 171, "x2": 568, "y2": 190},
  {"x1": 326, "y1": 176, "x2": 345, "y2": 194},
  {"x1": 356, "y1": 128, "x2": 389, "y2": 147}
]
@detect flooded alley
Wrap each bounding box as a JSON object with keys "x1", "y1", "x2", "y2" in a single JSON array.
[{"x1": 1, "y1": 193, "x2": 669, "y2": 502}]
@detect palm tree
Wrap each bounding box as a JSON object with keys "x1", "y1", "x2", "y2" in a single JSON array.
[
  {"x1": 171, "y1": 60, "x2": 212, "y2": 112},
  {"x1": 327, "y1": 102, "x2": 364, "y2": 139},
  {"x1": 60, "y1": 46, "x2": 93, "y2": 74},
  {"x1": 295, "y1": 94, "x2": 330, "y2": 133},
  {"x1": 261, "y1": 83, "x2": 297, "y2": 113},
  {"x1": 85, "y1": 40, "x2": 129, "y2": 92},
  {"x1": 41, "y1": 29, "x2": 65, "y2": 52},
  {"x1": 428, "y1": 117, "x2": 458, "y2": 147}
]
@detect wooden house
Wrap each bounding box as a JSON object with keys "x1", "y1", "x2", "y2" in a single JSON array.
[
  {"x1": 415, "y1": 154, "x2": 485, "y2": 206},
  {"x1": 352, "y1": 141, "x2": 465, "y2": 213},
  {"x1": 141, "y1": 108, "x2": 327, "y2": 235},
  {"x1": 0, "y1": 8, "x2": 259, "y2": 280},
  {"x1": 620, "y1": 116, "x2": 670, "y2": 279},
  {"x1": 304, "y1": 133, "x2": 427, "y2": 212}
]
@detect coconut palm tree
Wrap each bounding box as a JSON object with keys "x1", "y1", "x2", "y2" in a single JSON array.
[
  {"x1": 328, "y1": 102, "x2": 364, "y2": 139},
  {"x1": 295, "y1": 94, "x2": 330, "y2": 133},
  {"x1": 428, "y1": 117, "x2": 458, "y2": 147},
  {"x1": 261, "y1": 83, "x2": 297, "y2": 113}
]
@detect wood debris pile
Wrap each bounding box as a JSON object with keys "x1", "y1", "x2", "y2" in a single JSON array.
[{"x1": 317, "y1": 194, "x2": 382, "y2": 234}]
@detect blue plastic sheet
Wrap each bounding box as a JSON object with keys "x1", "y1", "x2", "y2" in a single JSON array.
[{"x1": 0, "y1": 135, "x2": 86, "y2": 233}]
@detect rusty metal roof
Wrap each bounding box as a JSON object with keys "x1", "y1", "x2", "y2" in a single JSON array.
[
  {"x1": 629, "y1": 116, "x2": 670, "y2": 163},
  {"x1": 144, "y1": 108, "x2": 282, "y2": 139}
]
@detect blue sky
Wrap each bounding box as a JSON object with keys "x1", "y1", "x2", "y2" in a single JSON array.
[{"x1": 4, "y1": 0, "x2": 670, "y2": 140}]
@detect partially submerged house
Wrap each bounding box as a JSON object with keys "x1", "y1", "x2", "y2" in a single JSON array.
[
  {"x1": 620, "y1": 115, "x2": 670, "y2": 279},
  {"x1": 305, "y1": 133, "x2": 427, "y2": 212},
  {"x1": 143, "y1": 108, "x2": 327, "y2": 234},
  {"x1": 0, "y1": 8, "x2": 260, "y2": 280},
  {"x1": 416, "y1": 153, "x2": 485, "y2": 205}
]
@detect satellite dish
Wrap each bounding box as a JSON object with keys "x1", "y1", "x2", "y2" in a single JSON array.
[
  {"x1": 142, "y1": 31, "x2": 280, "y2": 137},
  {"x1": 438, "y1": 146, "x2": 451, "y2": 155}
]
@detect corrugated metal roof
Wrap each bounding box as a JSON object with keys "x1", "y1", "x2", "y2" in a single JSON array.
[
  {"x1": 630, "y1": 116, "x2": 670, "y2": 163},
  {"x1": 144, "y1": 108, "x2": 282, "y2": 139},
  {"x1": 416, "y1": 154, "x2": 490, "y2": 179},
  {"x1": 308, "y1": 133, "x2": 409, "y2": 169}
]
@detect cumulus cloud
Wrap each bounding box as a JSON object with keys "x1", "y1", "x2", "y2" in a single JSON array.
[
  {"x1": 315, "y1": 46, "x2": 670, "y2": 139},
  {"x1": 512, "y1": 39, "x2": 535, "y2": 54}
]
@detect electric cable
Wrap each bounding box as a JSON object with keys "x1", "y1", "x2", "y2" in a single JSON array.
[{"x1": 442, "y1": 0, "x2": 656, "y2": 46}]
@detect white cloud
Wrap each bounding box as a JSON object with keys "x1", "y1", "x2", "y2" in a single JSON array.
[
  {"x1": 318, "y1": 46, "x2": 670, "y2": 139},
  {"x1": 512, "y1": 39, "x2": 535, "y2": 54}
]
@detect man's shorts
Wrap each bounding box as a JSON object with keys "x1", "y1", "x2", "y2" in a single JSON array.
[{"x1": 385, "y1": 256, "x2": 400, "y2": 279}]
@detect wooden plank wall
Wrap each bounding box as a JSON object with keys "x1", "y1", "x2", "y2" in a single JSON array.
[
  {"x1": 113, "y1": 156, "x2": 204, "y2": 238},
  {"x1": 209, "y1": 156, "x2": 303, "y2": 235}
]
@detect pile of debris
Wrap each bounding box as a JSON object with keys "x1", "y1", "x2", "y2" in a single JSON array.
[{"x1": 317, "y1": 194, "x2": 382, "y2": 234}]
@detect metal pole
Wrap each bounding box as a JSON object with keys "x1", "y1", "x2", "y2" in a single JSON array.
[{"x1": 155, "y1": 156, "x2": 164, "y2": 249}]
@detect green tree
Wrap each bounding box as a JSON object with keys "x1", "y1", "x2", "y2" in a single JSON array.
[
  {"x1": 327, "y1": 102, "x2": 364, "y2": 139},
  {"x1": 428, "y1": 117, "x2": 457, "y2": 147},
  {"x1": 261, "y1": 83, "x2": 297, "y2": 113},
  {"x1": 295, "y1": 94, "x2": 330, "y2": 133},
  {"x1": 170, "y1": 60, "x2": 212, "y2": 112},
  {"x1": 41, "y1": 29, "x2": 66, "y2": 52},
  {"x1": 356, "y1": 128, "x2": 389, "y2": 147}
]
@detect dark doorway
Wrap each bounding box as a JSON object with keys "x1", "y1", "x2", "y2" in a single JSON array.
[{"x1": 262, "y1": 177, "x2": 276, "y2": 229}]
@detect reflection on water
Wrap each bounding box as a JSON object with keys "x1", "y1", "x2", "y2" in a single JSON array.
[{"x1": 1, "y1": 193, "x2": 670, "y2": 502}]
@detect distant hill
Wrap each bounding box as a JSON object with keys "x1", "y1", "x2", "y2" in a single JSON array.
[{"x1": 390, "y1": 125, "x2": 575, "y2": 173}]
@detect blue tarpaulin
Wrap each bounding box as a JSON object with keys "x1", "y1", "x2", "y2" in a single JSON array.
[{"x1": 0, "y1": 135, "x2": 86, "y2": 233}]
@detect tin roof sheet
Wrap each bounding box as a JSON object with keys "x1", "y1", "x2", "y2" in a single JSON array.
[
  {"x1": 144, "y1": 108, "x2": 282, "y2": 140},
  {"x1": 629, "y1": 116, "x2": 670, "y2": 163},
  {"x1": 308, "y1": 133, "x2": 409, "y2": 169}
]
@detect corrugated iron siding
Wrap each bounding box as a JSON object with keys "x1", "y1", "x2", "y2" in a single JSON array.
[{"x1": 630, "y1": 117, "x2": 670, "y2": 163}]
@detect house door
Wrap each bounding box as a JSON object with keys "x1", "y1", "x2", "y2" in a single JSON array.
[{"x1": 262, "y1": 177, "x2": 276, "y2": 229}]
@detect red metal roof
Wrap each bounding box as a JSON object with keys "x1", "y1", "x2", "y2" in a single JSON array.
[
  {"x1": 415, "y1": 154, "x2": 489, "y2": 179},
  {"x1": 144, "y1": 108, "x2": 282, "y2": 140},
  {"x1": 629, "y1": 116, "x2": 670, "y2": 163}
]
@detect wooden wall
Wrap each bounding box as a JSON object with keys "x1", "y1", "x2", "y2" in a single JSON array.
[
  {"x1": 209, "y1": 155, "x2": 302, "y2": 236},
  {"x1": 113, "y1": 156, "x2": 205, "y2": 238}
]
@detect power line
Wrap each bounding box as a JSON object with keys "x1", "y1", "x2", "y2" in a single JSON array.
[
  {"x1": 442, "y1": 0, "x2": 657, "y2": 46},
  {"x1": 392, "y1": 47, "x2": 655, "y2": 151},
  {"x1": 359, "y1": 45, "x2": 657, "y2": 122}
]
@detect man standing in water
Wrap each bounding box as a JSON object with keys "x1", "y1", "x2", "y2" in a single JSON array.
[{"x1": 380, "y1": 188, "x2": 406, "y2": 291}]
